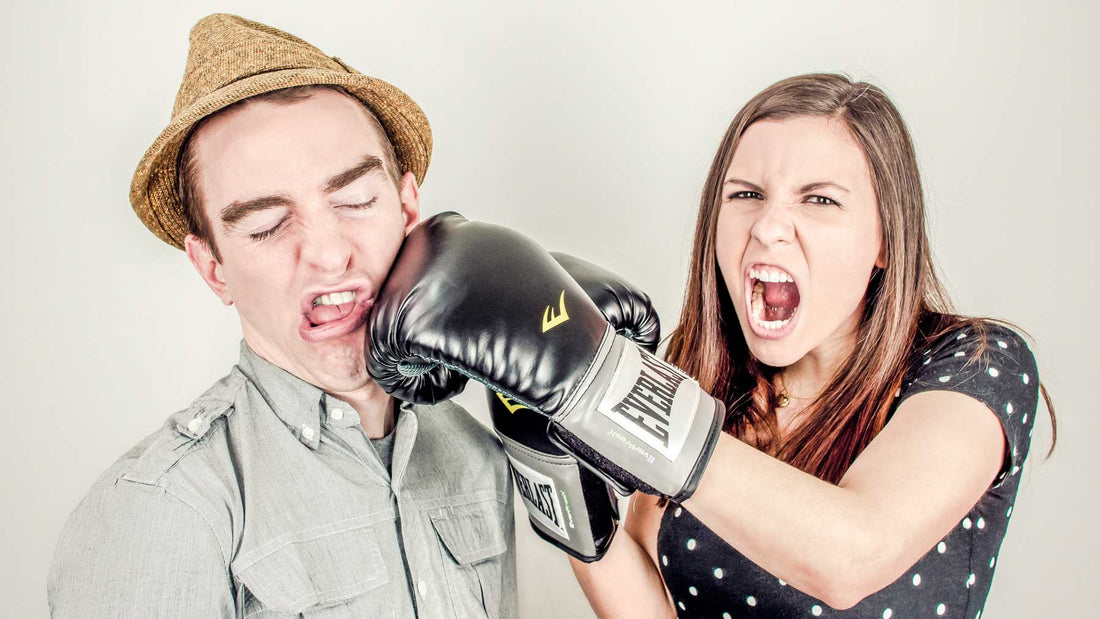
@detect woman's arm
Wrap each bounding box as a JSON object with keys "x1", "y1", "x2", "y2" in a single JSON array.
[
  {"x1": 685, "y1": 390, "x2": 1005, "y2": 609},
  {"x1": 569, "y1": 493, "x2": 676, "y2": 618}
]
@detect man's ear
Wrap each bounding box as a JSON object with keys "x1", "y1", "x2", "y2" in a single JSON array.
[
  {"x1": 184, "y1": 234, "x2": 233, "y2": 306},
  {"x1": 398, "y1": 171, "x2": 421, "y2": 235}
]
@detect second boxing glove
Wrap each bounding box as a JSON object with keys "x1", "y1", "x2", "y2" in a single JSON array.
[{"x1": 489, "y1": 252, "x2": 660, "y2": 561}]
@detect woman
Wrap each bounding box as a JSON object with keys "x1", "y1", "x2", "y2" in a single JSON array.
[{"x1": 571, "y1": 74, "x2": 1055, "y2": 618}]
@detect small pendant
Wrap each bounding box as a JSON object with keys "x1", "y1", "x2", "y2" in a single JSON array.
[{"x1": 776, "y1": 392, "x2": 790, "y2": 408}]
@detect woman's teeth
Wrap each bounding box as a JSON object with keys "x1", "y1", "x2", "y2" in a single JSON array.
[
  {"x1": 313, "y1": 291, "x2": 356, "y2": 307},
  {"x1": 748, "y1": 267, "x2": 793, "y2": 283}
]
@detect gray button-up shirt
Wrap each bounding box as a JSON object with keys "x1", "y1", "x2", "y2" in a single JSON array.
[{"x1": 48, "y1": 342, "x2": 517, "y2": 618}]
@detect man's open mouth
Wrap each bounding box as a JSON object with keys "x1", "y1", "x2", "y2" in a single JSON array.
[
  {"x1": 748, "y1": 266, "x2": 801, "y2": 333},
  {"x1": 308, "y1": 290, "x2": 358, "y2": 327},
  {"x1": 299, "y1": 288, "x2": 373, "y2": 342}
]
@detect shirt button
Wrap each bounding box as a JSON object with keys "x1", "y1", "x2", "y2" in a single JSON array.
[
  {"x1": 187, "y1": 418, "x2": 203, "y2": 434},
  {"x1": 417, "y1": 580, "x2": 428, "y2": 597},
  {"x1": 330, "y1": 408, "x2": 344, "y2": 421},
  {"x1": 301, "y1": 425, "x2": 315, "y2": 440}
]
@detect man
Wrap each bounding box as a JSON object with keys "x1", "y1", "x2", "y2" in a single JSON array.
[{"x1": 48, "y1": 14, "x2": 516, "y2": 617}]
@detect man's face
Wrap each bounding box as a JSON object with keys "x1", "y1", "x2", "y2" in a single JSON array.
[{"x1": 184, "y1": 89, "x2": 419, "y2": 394}]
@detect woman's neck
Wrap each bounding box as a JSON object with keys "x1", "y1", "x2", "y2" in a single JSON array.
[
  {"x1": 773, "y1": 310, "x2": 863, "y2": 432},
  {"x1": 782, "y1": 298, "x2": 866, "y2": 393},
  {"x1": 786, "y1": 339, "x2": 851, "y2": 396}
]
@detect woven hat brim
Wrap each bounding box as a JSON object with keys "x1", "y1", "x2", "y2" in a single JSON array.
[{"x1": 130, "y1": 68, "x2": 432, "y2": 249}]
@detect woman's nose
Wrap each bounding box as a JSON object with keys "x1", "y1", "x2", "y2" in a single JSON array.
[{"x1": 750, "y1": 201, "x2": 795, "y2": 247}]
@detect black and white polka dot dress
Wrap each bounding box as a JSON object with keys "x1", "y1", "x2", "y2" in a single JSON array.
[{"x1": 658, "y1": 324, "x2": 1039, "y2": 618}]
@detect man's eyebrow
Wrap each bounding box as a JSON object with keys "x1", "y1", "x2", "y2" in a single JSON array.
[
  {"x1": 220, "y1": 195, "x2": 293, "y2": 229},
  {"x1": 799, "y1": 181, "x2": 850, "y2": 194},
  {"x1": 723, "y1": 178, "x2": 765, "y2": 192},
  {"x1": 325, "y1": 155, "x2": 385, "y2": 194}
]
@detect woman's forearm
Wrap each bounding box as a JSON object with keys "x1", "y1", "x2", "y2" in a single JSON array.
[
  {"x1": 685, "y1": 434, "x2": 888, "y2": 608},
  {"x1": 569, "y1": 518, "x2": 675, "y2": 618},
  {"x1": 683, "y1": 394, "x2": 1004, "y2": 610}
]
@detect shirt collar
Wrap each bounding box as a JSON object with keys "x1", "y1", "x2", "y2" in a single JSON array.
[{"x1": 236, "y1": 341, "x2": 325, "y2": 449}]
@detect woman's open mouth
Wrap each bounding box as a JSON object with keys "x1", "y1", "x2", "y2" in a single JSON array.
[{"x1": 746, "y1": 265, "x2": 801, "y2": 339}]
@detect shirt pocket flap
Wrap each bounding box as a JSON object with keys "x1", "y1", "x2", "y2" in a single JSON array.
[
  {"x1": 429, "y1": 498, "x2": 508, "y2": 565},
  {"x1": 234, "y1": 525, "x2": 389, "y2": 614}
]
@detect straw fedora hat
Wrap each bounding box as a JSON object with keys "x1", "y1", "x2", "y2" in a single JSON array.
[{"x1": 130, "y1": 13, "x2": 432, "y2": 249}]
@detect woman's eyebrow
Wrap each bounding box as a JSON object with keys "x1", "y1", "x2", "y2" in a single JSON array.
[
  {"x1": 799, "y1": 181, "x2": 850, "y2": 194},
  {"x1": 723, "y1": 178, "x2": 765, "y2": 192}
]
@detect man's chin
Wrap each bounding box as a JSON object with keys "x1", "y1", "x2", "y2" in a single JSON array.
[{"x1": 298, "y1": 342, "x2": 373, "y2": 389}]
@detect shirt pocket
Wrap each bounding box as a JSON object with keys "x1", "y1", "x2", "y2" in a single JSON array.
[
  {"x1": 429, "y1": 498, "x2": 509, "y2": 619},
  {"x1": 233, "y1": 525, "x2": 393, "y2": 618}
]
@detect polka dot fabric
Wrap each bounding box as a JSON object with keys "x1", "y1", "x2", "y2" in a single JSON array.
[{"x1": 658, "y1": 324, "x2": 1039, "y2": 617}]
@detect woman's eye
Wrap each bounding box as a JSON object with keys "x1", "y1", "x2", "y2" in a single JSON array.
[
  {"x1": 727, "y1": 190, "x2": 763, "y2": 201},
  {"x1": 806, "y1": 195, "x2": 839, "y2": 206}
]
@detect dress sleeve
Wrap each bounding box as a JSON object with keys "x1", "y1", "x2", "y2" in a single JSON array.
[
  {"x1": 47, "y1": 478, "x2": 235, "y2": 618},
  {"x1": 898, "y1": 323, "x2": 1041, "y2": 486}
]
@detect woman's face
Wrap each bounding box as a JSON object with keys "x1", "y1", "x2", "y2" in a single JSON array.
[{"x1": 716, "y1": 115, "x2": 883, "y2": 368}]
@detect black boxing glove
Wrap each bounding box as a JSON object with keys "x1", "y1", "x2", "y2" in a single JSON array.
[
  {"x1": 548, "y1": 252, "x2": 660, "y2": 353},
  {"x1": 368, "y1": 212, "x2": 724, "y2": 502},
  {"x1": 489, "y1": 253, "x2": 660, "y2": 561},
  {"x1": 490, "y1": 398, "x2": 618, "y2": 562}
]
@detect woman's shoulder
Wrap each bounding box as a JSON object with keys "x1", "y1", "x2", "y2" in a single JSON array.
[
  {"x1": 894, "y1": 318, "x2": 1043, "y2": 494},
  {"x1": 909, "y1": 318, "x2": 1037, "y2": 379},
  {"x1": 901, "y1": 317, "x2": 1040, "y2": 429},
  {"x1": 900, "y1": 317, "x2": 1041, "y2": 479}
]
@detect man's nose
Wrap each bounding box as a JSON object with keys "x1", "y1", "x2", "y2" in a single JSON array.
[
  {"x1": 750, "y1": 200, "x2": 796, "y2": 247},
  {"x1": 299, "y1": 210, "x2": 353, "y2": 276}
]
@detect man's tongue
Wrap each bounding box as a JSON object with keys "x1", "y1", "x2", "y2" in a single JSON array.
[
  {"x1": 307, "y1": 301, "x2": 356, "y2": 327},
  {"x1": 763, "y1": 281, "x2": 800, "y2": 321}
]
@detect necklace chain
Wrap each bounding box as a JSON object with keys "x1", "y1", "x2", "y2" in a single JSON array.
[{"x1": 775, "y1": 374, "x2": 813, "y2": 408}]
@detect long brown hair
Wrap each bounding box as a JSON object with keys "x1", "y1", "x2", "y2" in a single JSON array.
[{"x1": 666, "y1": 74, "x2": 1055, "y2": 484}]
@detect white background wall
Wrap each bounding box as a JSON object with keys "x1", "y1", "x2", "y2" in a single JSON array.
[{"x1": 2, "y1": 1, "x2": 1095, "y2": 616}]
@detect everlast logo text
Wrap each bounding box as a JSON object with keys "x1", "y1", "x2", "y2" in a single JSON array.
[
  {"x1": 514, "y1": 467, "x2": 560, "y2": 528},
  {"x1": 608, "y1": 353, "x2": 685, "y2": 448}
]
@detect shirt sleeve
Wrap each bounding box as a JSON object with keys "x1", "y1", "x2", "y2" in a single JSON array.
[
  {"x1": 48, "y1": 477, "x2": 235, "y2": 618},
  {"x1": 898, "y1": 322, "x2": 1041, "y2": 485},
  {"x1": 496, "y1": 477, "x2": 519, "y2": 619}
]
